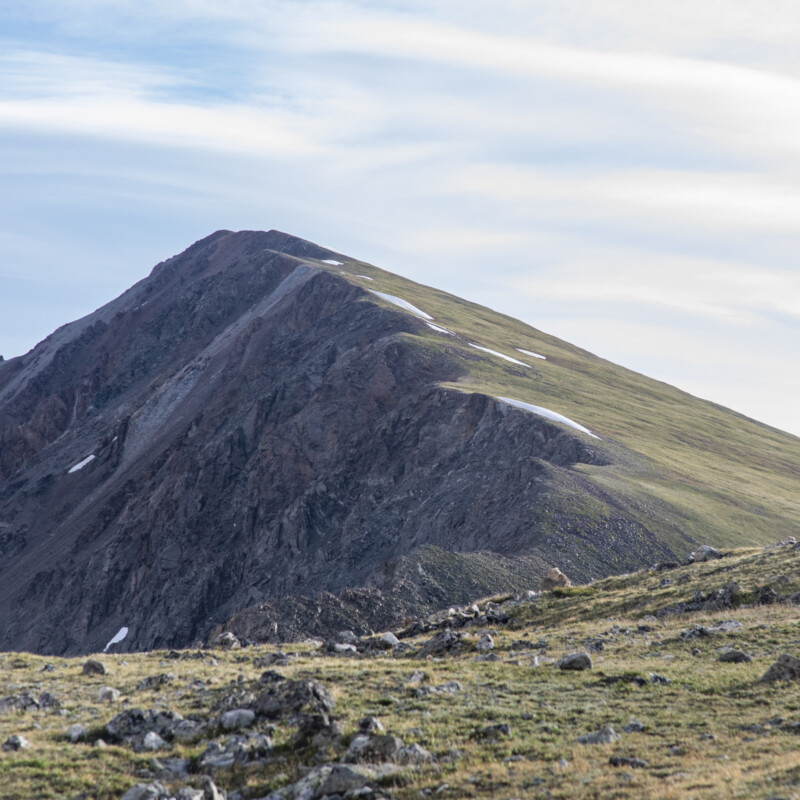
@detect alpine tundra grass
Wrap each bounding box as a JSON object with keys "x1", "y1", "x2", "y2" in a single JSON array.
[{"x1": 4, "y1": 542, "x2": 800, "y2": 799}]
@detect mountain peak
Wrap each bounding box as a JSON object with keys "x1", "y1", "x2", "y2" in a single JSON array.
[{"x1": 1, "y1": 231, "x2": 799, "y2": 654}]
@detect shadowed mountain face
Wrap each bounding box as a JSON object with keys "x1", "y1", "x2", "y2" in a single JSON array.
[{"x1": 1, "y1": 230, "x2": 798, "y2": 655}]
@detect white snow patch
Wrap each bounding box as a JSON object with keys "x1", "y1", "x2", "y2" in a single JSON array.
[
  {"x1": 497, "y1": 396, "x2": 600, "y2": 439},
  {"x1": 516, "y1": 348, "x2": 546, "y2": 360},
  {"x1": 427, "y1": 323, "x2": 454, "y2": 335},
  {"x1": 68, "y1": 454, "x2": 95, "y2": 473},
  {"x1": 322, "y1": 259, "x2": 343, "y2": 266},
  {"x1": 356, "y1": 275, "x2": 374, "y2": 281},
  {"x1": 103, "y1": 626, "x2": 129, "y2": 652},
  {"x1": 369, "y1": 291, "x2": 433, "y2": 320},
  {"x1": 469, "y1": 344, "x2": 530, "y2": 367}
]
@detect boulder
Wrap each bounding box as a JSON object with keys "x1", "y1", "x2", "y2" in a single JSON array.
[
  {"x1": 255, "y1": 678, "x2": 335, "y2": 719},
  {"x1": 210, "y1": 631, "x2": 240, "y2": 650},
  {"x1": 82, "y1": 659, "x2": 106, "y2": 676},
  {"x1": 542, "y1": 567, "x2": 571, "y2": 591},
  {"x1": 220, "y1": 708, "x2": 256, "y2": 731},
  {"x1": 416, "y1": 630, "x2": 465, "y2": 658},
  {"x1": 476, "y1": 633, "x2": 495, "y2": 652},
  {"x1": 718, "y1": 648, "x2": 752, "y2": 663},
  {"x1": 1, "y1": 735, "x2": 31, "y2": 752},
  {"x1": 67, "y1": 724, "x2": 87, "y2": 743},
  {"x1": 136, "y1": 674, "x2": 175, "y2": 692},
  {"x1": 574, "y1": 725, "x2": 620, "y2": 744},
  {"x1": 759, "y1": 654, "x2": 800, "y2": 683},
  {"x1": 142, "y1": 732, "x2": 168, "y2": 751},
  {"x1": 557, "y1": 652, "x2": 593, "y2": 671},
  {"x1": 97, "y1": 686, "x2": 121, "y2": 703}
]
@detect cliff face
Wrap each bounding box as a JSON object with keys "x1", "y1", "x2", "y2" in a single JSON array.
[{"x1": 2, "y1": 229, "x2": 797, "y2": 655}]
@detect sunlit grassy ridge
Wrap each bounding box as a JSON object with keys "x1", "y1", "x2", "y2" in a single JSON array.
[
  {"x1": 320, "y1": 256, "x2": 800, "y2": 551},
  {"x1": 4, "y1": 545, "x2": 800, "y2": 799}
]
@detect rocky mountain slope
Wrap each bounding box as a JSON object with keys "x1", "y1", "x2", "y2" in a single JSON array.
[
  {"x1": 1, "y1": 229, "x2": 799, "y2": 655},
  {"x1": 3, "y1": 540, "x2": 800, "y2": 800}
]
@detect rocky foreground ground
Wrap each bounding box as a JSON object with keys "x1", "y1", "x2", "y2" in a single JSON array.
[{"x1": 4, "y1": 541, "x2": 800, "y2": 799}]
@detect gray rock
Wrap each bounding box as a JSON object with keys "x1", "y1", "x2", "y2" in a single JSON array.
[
  {"x1": 574, "y1": 725, "x2": 620, "y2": 745},
  {"x1": 473, "y1": 723, "x2": 512, "y2": 740},
  {"x1": 557, "y1": 652, "x2": 593, "y2": 671},
  {"x1": 416, "y1": 630, "x2": 465, "y2": 658},
  {"x1": 476, "y1": 633, "x2": 495, "y2": 652},
  {"x1": 333, "y1": 642, "x2": 358, "y2": 654},
  {"x1": 359, "y1": 716, "x2": 386, "y2": 734},
  {"x1": 136, "y1": 674, "x2": 175, "y2": 692},
  {"x1": 120, "y1": 783, "x2": 169, "y2": 800},
  {"x1": 610, "y1": 755, "x2": 648, "y2": 768},
  {"x1": 38, "y1": 691, "x2": 60, "y2": 709},
  {"x1": 220, "y1": 708, "x2": 255, "y2": 730},
  {"x1": 398, "y1": 742, "x2": 435, "y2": 764},
  {"x1": 380, "y1": 631, "x2": 400, "y2": 648},
  {"x1": 67, "y1": 723, "x2": 87, "y2": 743},
  {"x1": 293, "y1": 713, "x2": 342, "y2": 749},
  {"x1": 0, "y1": 693, "x2": 39, "y2": 715},
  {"x1": 695, "y1": 545, "x2": 723, "y2": 562},
  {"x1": 255, "y1": 678, "x2": 335, "y2": 719},
  {"x1": 718, "y1": 648, "x2": 752, "y2": 663},
  {"x1": 1, "y1": 735, "x2": 31, "y2": 752},
  {"x1": 542, "y1": 567, "x2": 572, "y2": 591},
  {"x1": 94, "y1": 739, "x2": 108, "y2": 749},
  {"x1": 408, "y1": 670, "x2": 426, "y2": 685},
  {"x1": 97, "y1": 686, "x2": 121, "y2": 703},
  {"x1": 318, "y1": 763, "x2": 372, "y2": 795},
  {"x1": 211, "y1": 631, "x2": 240, "y2": 649},
  {"x1": 82, "y1": 659, "x2": 106, "y2": 676},
  {"x1": 176, "y1": 789, "x2": 205, "y2": 800},
  {"x1": 623, "y1": 719, "x2": 645, "y2": 733},
  {"x1": 344, "y1": 733, "x2": 403, "y2": 763},
  {"x1": 142, "y1": 731, "x2": 167, "y2": 751},
  {"x1": 336, "y1": 630, "x2": 360, "y2": 645},
  {"x1": 760, "y1": 654, "x2": 800, "y2": 682}
]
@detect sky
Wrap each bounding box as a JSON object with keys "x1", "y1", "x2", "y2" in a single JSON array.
[{"x1": 1, "y1": 1, "x2": 800, "y2": 436}]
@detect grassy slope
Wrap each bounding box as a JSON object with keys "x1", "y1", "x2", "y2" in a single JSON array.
[
  {"x1": 319, "y1": 255, "x2": 800, "y2": 551},
  {"x1": 4, "y1": 544, "x2": 800, "y2": 799}
]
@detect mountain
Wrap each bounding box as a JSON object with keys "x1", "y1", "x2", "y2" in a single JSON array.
[{"x1": 1, "y1": 230, "x2": 799, "y2": 655}]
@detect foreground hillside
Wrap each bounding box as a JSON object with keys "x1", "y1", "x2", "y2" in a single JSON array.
[
  {"x1": 3, "y1": 541, "x2": 800, "y2": 799},
  {"x1": 1, "y1": 229, "x2": 800, "y2": 654}
]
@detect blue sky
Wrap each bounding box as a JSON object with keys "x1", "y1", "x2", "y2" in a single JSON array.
[{"x1": 2, "y1": 1, "x2": 800, "y2": 436}]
